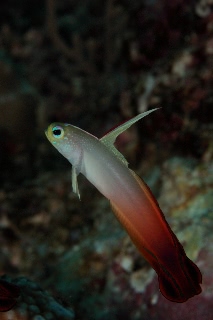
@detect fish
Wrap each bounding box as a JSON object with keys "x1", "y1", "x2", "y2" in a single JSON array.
[
  {"x1": 45, "y1": 108, "x2": 202, "y2": 303},
  {"x1": 0, "y1": 279, "x2": 20, "y2": 312}
]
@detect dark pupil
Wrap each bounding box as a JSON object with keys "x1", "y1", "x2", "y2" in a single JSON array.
[{"x1": 53, "y1": 129, "x2": 61, "y2": 136}]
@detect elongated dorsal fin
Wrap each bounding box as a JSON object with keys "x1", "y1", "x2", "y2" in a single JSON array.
[{"x1": 100, "y1": 108, "x2": 159, "y2": 166}]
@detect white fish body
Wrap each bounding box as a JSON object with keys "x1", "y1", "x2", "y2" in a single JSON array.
[{"x1": 45, "y1": 108, "x2": 202, "y2": 303}]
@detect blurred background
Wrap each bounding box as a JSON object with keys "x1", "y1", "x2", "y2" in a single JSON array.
[{"x1": 0, "y1": 0, "x2": 212, "y2": 319}]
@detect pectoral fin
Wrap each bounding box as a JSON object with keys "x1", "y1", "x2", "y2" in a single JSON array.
[{"x1": 72, "y1": 167, "x2": 80, "y2": 199}]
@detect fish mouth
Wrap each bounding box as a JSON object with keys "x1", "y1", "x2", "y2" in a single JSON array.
[{"x1": 44, "y1": 129, "x2": 49, "y2": 139}]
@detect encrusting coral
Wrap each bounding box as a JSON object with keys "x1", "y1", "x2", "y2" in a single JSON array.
[{"x1": 0, "y1": 275, "x2": 74, "y2": 320}]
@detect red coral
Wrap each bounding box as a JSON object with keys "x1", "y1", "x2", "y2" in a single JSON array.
[{"x1": 0, "y1": 279, "x2": 20, "y2": 312}]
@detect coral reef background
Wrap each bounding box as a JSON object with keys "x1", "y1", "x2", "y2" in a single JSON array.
[{"x1": 0, "y1": 0, "x2": 212, "y2": 319}]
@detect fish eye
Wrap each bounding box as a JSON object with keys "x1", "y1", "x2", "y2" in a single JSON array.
[{"x1": 52, "y1": 126, "x2": 64, "y2": 139}]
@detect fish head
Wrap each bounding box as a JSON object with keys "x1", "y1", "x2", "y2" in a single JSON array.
[{"x1": 45, "y1": 123, "x2": 78, "y2": 161}]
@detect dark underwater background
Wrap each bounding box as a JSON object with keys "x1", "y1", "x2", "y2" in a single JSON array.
[{"x1": 0, "y1": 0, "x2": 212, "y2": 319}]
